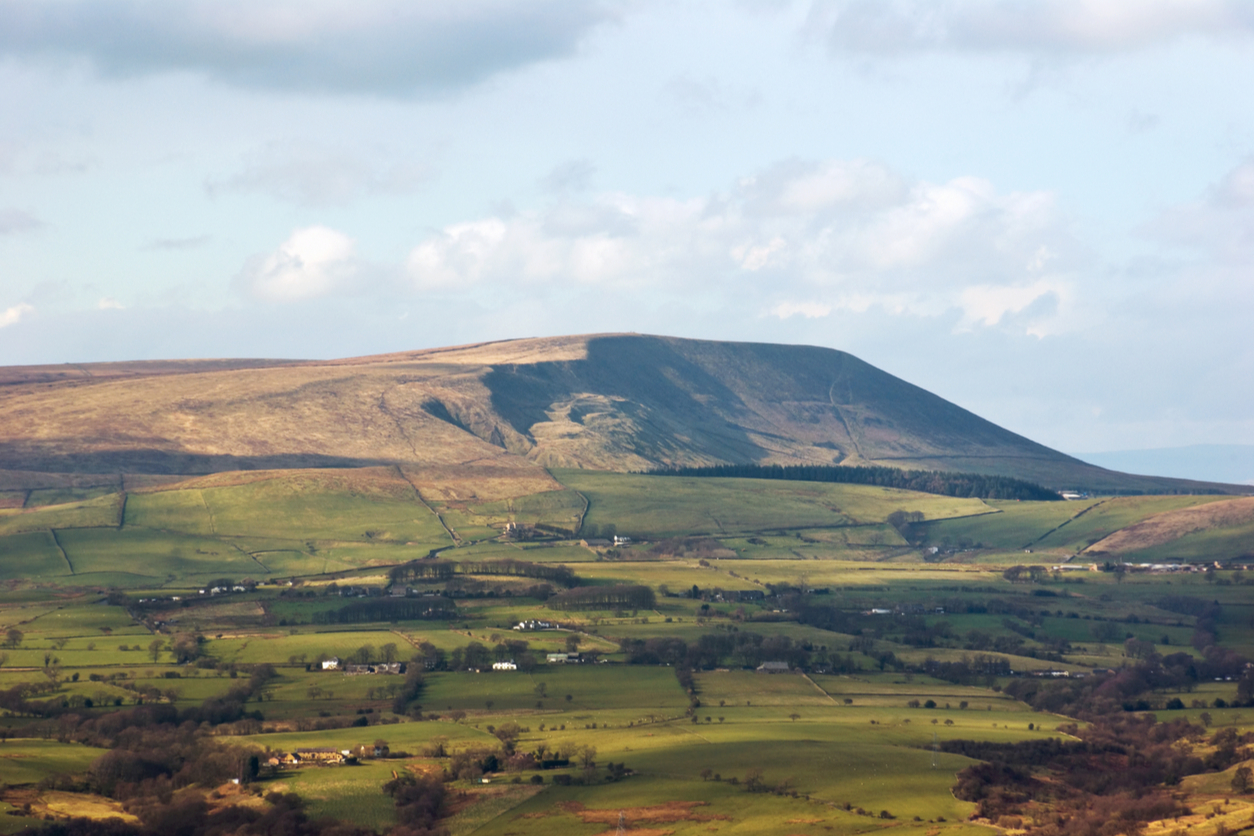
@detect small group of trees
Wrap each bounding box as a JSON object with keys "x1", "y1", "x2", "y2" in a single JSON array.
[{"x1": 1002, "y1": 565, "x2": 1049, "y2": 584}]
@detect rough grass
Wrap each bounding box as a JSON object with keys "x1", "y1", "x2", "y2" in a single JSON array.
[
  {"x1": 1047, "y1": 496, "x2": 1229, "y2": 554},
  {"x1": 1085, "y1": 497, "x2": 1254, "y2": 557}
]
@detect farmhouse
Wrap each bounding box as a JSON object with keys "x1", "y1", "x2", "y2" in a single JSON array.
[
  {"x1": 344, "y1": 662, "x2": 403, "y2": 675},
  {"x1": 547, "y1": 652, "x2": 581, "y2": 664},
  {"x1": 492, "y1": 660, "x2": 517, "y2": 671},
  {"x1": 321, "y1": 657, "x2": 341, "y2": 670},
  {"x1": 514, "y1": 619, "x2": 556, "y2": 631},
  {"x1": 293, "y1": 748, "x2": 347, "y2": 765},
  {"x1": 757, "y1": 661, "x2": 791, "y2": 673}
]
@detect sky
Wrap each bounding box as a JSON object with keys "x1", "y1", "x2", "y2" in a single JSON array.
[{"x1": 1, "y1": 0, "x2": 1252, "y2": 459}]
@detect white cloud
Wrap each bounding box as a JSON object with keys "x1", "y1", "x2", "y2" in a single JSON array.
[
  {"x1": 0, "y1": 0, "x2": 617, "y2": 96},
  {"x1": 957, "y1": 279, "x2": 1063, "y2": 327},
  {"x1": 236, "y1": 226, "x2": 359, "y2": 302},
  {"x1": 809, "y1": 0, "x2": 1254, "y2": 55},
  {"x1": 769, "y1": 300, "x2": 832, "y2": 319},
  {"x1": 0, "y1": 303, "x2": 34, "y2": 328},
  {"x1": 98, "y1": 297, "x2": 124, "y2": 310},
  {"x1": 405, "y1": 158, "x2": 1080, "y2": 335}
]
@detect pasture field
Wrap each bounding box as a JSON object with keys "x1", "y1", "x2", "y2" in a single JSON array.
[
  {"x1": 0, "y1": 467, "x2": 1250, "y2": 836},
  {"x1": 916, "y1": 499, "x2": 1102, "y2": 552},
  {"x1": 0, "y1": 741, "x2": 107, "y2": 786},
  {"x1": 553, "y1": 470, "x2": 993, "y2": 538},
  {"x1": 0, "y1": 493, "x2": 123, "y2": 538},
  {"x1": 276, "y1": 761, "x2": 407, "y2": 831}
]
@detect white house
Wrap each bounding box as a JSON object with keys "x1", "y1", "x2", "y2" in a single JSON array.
[
  {"x1": 321, "y1": 657, "x2": 341, "y2": 670},
  {"x1": 492, "y1": 661, "x2": 517, "y2": 671}
]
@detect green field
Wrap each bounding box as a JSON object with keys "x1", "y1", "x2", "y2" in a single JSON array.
[{"x1": 554, "y1": 470, "x2": 993, "y2": 538}]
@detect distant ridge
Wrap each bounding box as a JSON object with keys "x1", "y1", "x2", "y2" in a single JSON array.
[
  {"x1": 1074, "y1": 445, "x2": 1254, "y2": 487},
  {"x1": 0, "y1": 334, "x2": 1245, "y2": 495}
]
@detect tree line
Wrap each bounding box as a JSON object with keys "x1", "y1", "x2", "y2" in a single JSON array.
[
  {"x1": 545, "y1": 584, "x2": 655, "y2": 611},
  {"x1": 310, "y1": 597, "x2": 457, "y2": 626},
  {"x1": 388, "y1": 558, "x2": 578, "y2": 587},
  {"x1": 648, "y1": 463, "x2": 1062, "y2": 501}
]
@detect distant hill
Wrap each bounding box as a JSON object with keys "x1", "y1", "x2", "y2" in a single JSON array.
[
  {"x1": 0, "y1": 333, "x2": 1244, "y2": 495},
  {"x1": 1074, "y1": 445, "x2": 1254, "y2": 487}
]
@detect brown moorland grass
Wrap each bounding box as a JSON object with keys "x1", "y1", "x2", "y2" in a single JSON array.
[
  {"x1": 0, "y1": 333, "x2": 1229, "y2": 493},
  {"x1": 1085, "y1": 496, "x2": 1254, "y2": 554}
]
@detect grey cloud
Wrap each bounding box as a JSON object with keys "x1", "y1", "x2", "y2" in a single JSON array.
[
  {"x1": 540, "y1": 159, "x2": 596, "y2": 194},
  {"x1": 207, "y1": 142, "x2": 429, "y2": 206},
  {"x1": 809, "y1": 0, "x2": 1254, "y2": 56},
  {"x1": 0, "y1": 209, "x2": 44, "y2": 235},
  {"x1": 0, "y1": 0, "x2": 617, "y2": 96}
]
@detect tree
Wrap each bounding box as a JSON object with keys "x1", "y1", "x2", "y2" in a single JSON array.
[
  {"x1": 148, "y1": 638, "x2": 165, "y2": 662},
  {"x1": 381, "y1": 643, "x2": 399, "y2": 663},
  {"x1": 4, "y1": 628, "x2": 22, "y2": 649},
  {"x1": 700, "y1": 768, "x2": 713, "y2": 781},
  {"x1": 1232, "y1": 765, "x2": 1252, "y2": 795},
  {"x1": 744, "y1": 767, "x2": 766, "y2": 792},
  {"x1": 565, "y1": 634, "x2": 581, "y2": 653}
]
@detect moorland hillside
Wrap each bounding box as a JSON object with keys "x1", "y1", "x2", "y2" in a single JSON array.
[{"x1": 0, "y1": 333, "x2": 1239, "y2": 494}]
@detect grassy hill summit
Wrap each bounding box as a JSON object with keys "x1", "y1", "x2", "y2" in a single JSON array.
[{"x1": 0, "y1": 333, "x2": 1239, "y2": 494}]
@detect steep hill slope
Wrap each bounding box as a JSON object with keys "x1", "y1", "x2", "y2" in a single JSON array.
[{"x1": 0, "y1": 334, "x2": 1241, "y2": 494}]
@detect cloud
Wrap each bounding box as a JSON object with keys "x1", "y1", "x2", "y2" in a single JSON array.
[
  {"x1": 539, "y1": 159, "x2": 596, "y2": 194},
  {"x1": 0, "y1": 0, "x2": 617, "y2": 97},
  {"x1": 235, "y1": 226, "x2": 360, "y2": 302},
  {"x1": 956, "y1": 278, "x2": 1070, "y2": 335},
  {"x1": 98, "y1": 298, "x2": 124, "y2": 310},
  {"x1": 0, "y1": 209, "x2": 44, "y2": 235},
  {"x1": 769, "y1": 300, "x2": 833, "y2": 319},
  {"x1": 1143, "y1": 159, "x2": 1254, "y2": 263},
  {"x1": 405, "y1": 158, "x2": 1082, "y2": 335},
  {"x1": 207, "y1": 142, "x2": 429, "y2": 206},
  {"x1": 0, "y1": 303, "x2": 34, "y2": 328},
  {"x1": 808, "y1": 0, "x2": 1254, "y2": 56},
  {"x1": 144, "y1": 235, "x2": 211, "y2": 251}
]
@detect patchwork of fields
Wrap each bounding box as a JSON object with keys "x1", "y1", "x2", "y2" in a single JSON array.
[{"x1": 0, "y1": 467, "x2": 1251, "y2": 836}]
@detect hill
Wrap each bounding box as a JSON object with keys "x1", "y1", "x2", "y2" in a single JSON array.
[{"x1": 0, "y1": 333, "x2": 1243, "y2": 494}]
